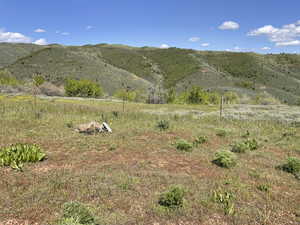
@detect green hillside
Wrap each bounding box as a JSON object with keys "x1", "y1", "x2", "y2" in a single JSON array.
[
  {"x1": 0, "y1": 43, "x2": 45, "y2": 68},
  {"x1": 1, "y1": 43, "x2": 300, "y2": 104}
]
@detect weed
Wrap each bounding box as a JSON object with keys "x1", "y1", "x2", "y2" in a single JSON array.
[
  {"x1": 66, "y1": 121, "x2": 74, "y2": 128},
  {"x1": 193, "y1": 136, "x2": 207, "y2": 146},
  {"x1": 61, "y1": 201, "x2": 96, "y2": 225},
  {"x1": 212, "y1": 150, "x2": 237, "y2": 168},
  {"x1": 158, "y1": 186, "x2": 186, "y2": 209},
  {"x1": 216, "y1": 129, "x2": 227, "y2": 137},
  {"x1": 175, "y1": 139, "x2": 193, "y2": 152},
  {"x1": 212, "y1": 189, "x2": 235, "y2": 215},
  {"x1": 257, "y1": 184, "x2": 271, "y2": 192},
  {"x1": 277, "y1": 157, "x2": 300, "y2": 179},
  {"x1": 112, "y1": 111, "x2": 119, "y2": 118},
  {"x1": 156, "y1": 120, "x2": 170, "y2": 131},
  {"x1": 0, "y1": 143, "x2": 46, "y2": 171}
]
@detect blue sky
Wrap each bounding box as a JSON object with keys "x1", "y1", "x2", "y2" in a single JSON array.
[{"x1": 1, "y1": 0, "x2": 300, "y2": 53}]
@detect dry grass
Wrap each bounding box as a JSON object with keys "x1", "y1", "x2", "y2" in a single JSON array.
[{"x1": 0, "y1": 95, "x2": 299, "y2": 225}]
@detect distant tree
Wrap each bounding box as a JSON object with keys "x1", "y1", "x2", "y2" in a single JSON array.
[{"x1": 65, "y1": 79, "x2": 103, "y2": 98}]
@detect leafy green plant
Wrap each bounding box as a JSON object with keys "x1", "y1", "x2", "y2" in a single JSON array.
[
  {"x1": 175, "y1": 139, "x2": 193, "y2": 152},
  {"x1": 193, "y1": 136, "x2": 208, "y2": 146},
  {"x1": 245, "y1": 139, "x2": 259, "y2": 151},
  {"x1": 158, "y1": 185, "x2": 186, "y2": 209},
  {"x1": 212, "y1": 150, "x2": 237, "y2": 168},
  {"x1": 156, "y1": 120, "x2": 170, "y2": 131},
  {"x1": 65, "y1": 79, "x2": 103, "y2": 98},
  {"x1": 277, "y1": 157, "x2": 300, "y2": 179},
  {"x1": 231, "y1": 142, "x2": 249, "y2": 153},
  {"x1": 0, "y1": 143, "x2": 46, "y2": 170},
  {"x1": 231, "y1": 139, "x2": 259, "y2": 153},
  {"x1": 187, "y1": 86, "x2": 208, "y2": 104},
  {"x1": 212, "y1": 189, "x2": 235, "y2": 215},
  {"x1": 0, "y1": 69, "x2": 19, "y2": 86},
  {"x1": 61, "y1": 201, "x2": 96, "y2": 225}
]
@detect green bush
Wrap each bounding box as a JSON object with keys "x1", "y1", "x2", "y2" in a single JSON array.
[
  {"x1": 0, "y1": 143, "x2": 46, "y2": 170},
  {"x1": 65, "y1": 79, "x2": 103, "y2": 98},
  {"x1": 158, "y1": 186, "x2": 186, "y2": 209},
  {"x1": 231, "y1": 139, "x2": 259, "y2": 153},
  {"x1": 156, "y1": 120, "x2": 170, "y2": 131},
  {"x1": 212, "y1": 150, "x2": 237, "y2": 168},
  {"x1": 187, "y1": 86, "x2": 208, "y2": 104},
  {"x1": 0, "y1": 69, "x2": 19, "y2": 86},
  {"x1": 62, "y1": 202, "x2": 96, "y2": 225},
  {"x1": 114, "y1": 89, "x2": 138, "y2": 102},
  {"x1": 278, "y1": 157, "x2": 300, "y2": 178},
  {"x1": 231, "y1": 142, "x2": 249, "y2": 153},
  {"x1": 175, "y1": 139, "x2": 193, "y2": 152},
  {"x1": 224, "y1": 91, "x2": 239, "y2": 104}
]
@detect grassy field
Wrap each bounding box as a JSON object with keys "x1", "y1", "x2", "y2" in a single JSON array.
[{"x1": 0, "y1": 95, "x2": 299, "y2": 225}]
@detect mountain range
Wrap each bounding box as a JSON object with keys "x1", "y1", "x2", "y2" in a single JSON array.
[{"x1": 0, "y1": 43, "x2": 300, "y2": 104}]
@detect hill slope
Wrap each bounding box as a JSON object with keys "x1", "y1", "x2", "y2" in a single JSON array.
[{"x1": 1, "y1": 43, "x2": 300, "y2": 104}]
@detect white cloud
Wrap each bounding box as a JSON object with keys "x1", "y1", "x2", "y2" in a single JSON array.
[
  {"x1": 33, "y1": 38, "x2": 48, "y2": 45},
  {"x1": 0, "y1": 29, "x2": 31, "y2": 43},
  {"x1": 261, "y1": 46, "x2": 271, "y2": 50},
  {"x1": 160, "y1": 44, "x2": 170, "y2": 49},
  {"x1": 276, "y1": 40, "x2": 300, "y2": 46},
  {"x1": 86, "y1": 25, "x2": 93, "y2": 30},
  {"x1": 55, "y1": 30, "x2": 60, "y2": 34},
  {"x1": 34, "y1": 28, "x2": 46, "y2": 33},
  {"x1": 61, "y1": 32, "x2": 70, "y2": 35},
  {"x1": 219, "y1": 21, "x2": 239, "y2": 30},
  {"x1": 248, "y1": 21, "x2": 300, "y2": 46},
  {"x1": 201, "y1": 43, "x2": 210, "y2": 47},
  {"x1": 189, "y1": 37, "x2": 200, "y2": 42}
]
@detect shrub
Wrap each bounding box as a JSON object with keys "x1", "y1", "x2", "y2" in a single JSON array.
[
  {"x1": 33, "y1": 75, "x2": 45, "y2": 87},
  {"x1": 175, "y1": 139, "x2": 193, "y2": 152},
  {"x1": 0, "y1": 69, "x2": 19, "y2": 86},
  {"x1": 165, "y1": 88, "x2": 177, "y2": 103},
  {"x1": 193, "y1": 136, "x2": 208, "y2": 146},
  {"x1": 62, "y1": 202, "x2": 96, "y2": 225},
  {"x1": 231, "y1": 142, "x2": 249, "y2": 153},
  {"x1": 224, "y1": 91, "x2": 239, "y2": 104},
  {"x1": 0, "y1": 143, "x2": 46, "y2": 170},
  {"x1": 158, "y1": 186, "x2": 186, "y2": 209},
  {"x1": 208, "y1": 92, "x2": 221, "y2": 104},
  {"x1": 156, "y1": 120, "x2": 170, "y2": 131},
  {"x1": 245, "y1": 138, "x2": 259, "y2": 151},
  {"x1": 114, "y1": 89, "x2": 138, "y2": 102},
  {"x1": 212, "y1": 150, "x2": 237, "y2": 168},
  {"x1": 65, "y1": 79, "x2": 103, "y2": 98},
  {"x1": 187, "y1": 86, "x2": 208, "y2": 104},
  {"x1": 278, "y1": 157, "x2": 300, "y2": 177},
  {"x1": 231, "y1": 139, "x2": 259, "y2": 153}
]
